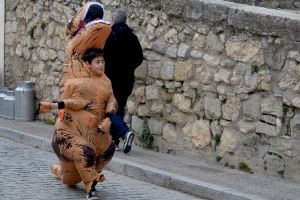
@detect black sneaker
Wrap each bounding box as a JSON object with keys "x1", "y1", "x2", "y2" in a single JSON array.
[
  {"x1": 123, "y1": 131, "x2": 135, "y2": 153},
  {"x1": 90, "y1": 180, "x2": 97, "y2": 196},
  {"x1": 86, "y1": 191, "x2": 98, "y2": 200}
]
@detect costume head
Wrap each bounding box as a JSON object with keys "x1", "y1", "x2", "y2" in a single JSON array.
[
  {"x1": 61, "y1": 1, "x2": 111, "y2": 82},
  {"x1": 66, "y1": 1, "x2": 104, "y2": 37}
]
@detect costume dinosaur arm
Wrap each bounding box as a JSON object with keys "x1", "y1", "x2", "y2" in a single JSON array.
[
  {"x1": 98, "y1": 89, "x2": 118, "y2": 133},
  {"x1": 105, "y1": 91, "x2": 118, "y2": 115},
  {"x1": 59, "y1": 81, "x2": 90, "y2": 111},
  {"x1": 98, "y1": 117, "x2": 111, "y2": 133},
  {"x1": 36, "y1": 101, "x2": 56, "y2": 114}
]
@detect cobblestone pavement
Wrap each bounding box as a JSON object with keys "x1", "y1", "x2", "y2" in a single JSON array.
[{"x1": 0, "y1": 137, "x2": 203, "y2": 200}]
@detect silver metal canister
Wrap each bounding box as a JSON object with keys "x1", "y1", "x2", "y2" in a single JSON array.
[
  {"x1": 14, "y1": 81, "x2": 35, "y2": 121},
  {"x1": 3, "y1": 90, "x2": 15, "y2": 120},
  {"x1": 0, "y1": 88, "x2": 7, "y2": 117}
]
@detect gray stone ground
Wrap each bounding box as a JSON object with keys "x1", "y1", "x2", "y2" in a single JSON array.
[
  {"x1": 1, "y1": 118, "x2": 300, "y2": 200},
  {"x1": 0, "y1": 137, "x2": 202, "y2": 200}
]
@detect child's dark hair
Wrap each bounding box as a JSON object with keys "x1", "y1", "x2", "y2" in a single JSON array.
[{"x1": 82, "y1": 48, "x2": 104, "y2": 64}]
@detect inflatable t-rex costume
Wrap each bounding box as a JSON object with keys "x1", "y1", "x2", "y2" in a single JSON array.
[{"x1": 38, "y1": 2, "x2": 117, "y2": 195}]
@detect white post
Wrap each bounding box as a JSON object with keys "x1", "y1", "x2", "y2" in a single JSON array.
[{"x1": 0, "y1": 0, "x2": 5, "y2": 87}]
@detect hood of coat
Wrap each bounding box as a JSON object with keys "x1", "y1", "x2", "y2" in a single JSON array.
[{"x1": 111, "y1": 22, "x2": 132, "y2": 36}]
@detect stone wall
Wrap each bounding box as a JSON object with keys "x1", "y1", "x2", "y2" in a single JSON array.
[
  {"x1": 224, "y1": 0, "x2": 300, "y2": 10},
  {"x1": 4, "y1": 0, "x2": 300, "y2": 180},
  {"x1": 4, "y1": 0, "x2": 83, "y2": 100}
]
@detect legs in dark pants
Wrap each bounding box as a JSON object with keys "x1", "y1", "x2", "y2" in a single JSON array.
[
  {"x1": 110, "y1": 112, "x2": 129, "y2": 145},
  {"x1": 110, "y1": 87, "x2": 131, "y2": 146}
]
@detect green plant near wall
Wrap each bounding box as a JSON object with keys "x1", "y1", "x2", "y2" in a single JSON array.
[
  {"x1": 43, "y1": 118, "x2": 56, "y2": 125},
  {"x1": 282, "y1": 104, "x2": 294, "y2": 136},
  {"x1": 139, "y1": 128, "x2": 154, "y2": 149},
  {"x1": 41, "y1": 22, "x2": 46, "y2": 30},
  {"x1": 215, "y1": 134, "x2": 221, "y2": 146},
  {"x1": 216, "y1": 155, "x2": 222, "y2": 162},
  {"x1": 239, "y1": 162, "x2": 253, "y2": 174},
  {"x1": 29, "y1": 24, "x2": 37, "y2": 39},
  {"x1": 251, "y1": 64, "x2": 258, "y2": 74},
  {"x1": 282, "y1": 104, "x2": 289, "y2": 115},
  {"x1": 165, "y1": 97, "x2": 172, "y2": 104}
]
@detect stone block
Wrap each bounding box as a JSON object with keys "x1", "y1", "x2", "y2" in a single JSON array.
[
  {"x1": 206, "y1": 31, "x2": 224, "y2": 52},
  {"x1": 260, "y1": 115, "x2": 277, "y2": 126},
  {"x1": 222, "y1": 95, "x2": 241, "y2": 121},
  {"x1": 150, "y1": 102, "x2": 164, "y2": 114},
  {"x1": 243, "y1": 94, "x2": 261, "y2": 121},
  {"x1": 202, "y1": 2, "x2": 229, "y2": 22},
  {"x1": 177, "y1": 43, "x2": 192, "y2": 58},
  {"x1": 217, "y1": 128, "x2": 238, "y2": 156},
  {"x1": 165, "y1": 110, "x2": 196, "y2": 124},
  {"x1": 172, "y1": 94, "x2": 192, "y2": 113},
  {"x1": 256, "y1": 121, "x2": 278, "y2": 137},
  {"x1": 261, "y1": 96, "x2": 283, "y2": 117},
  {"x1": 162, "y1": 123, "x2": 177, "y2": 142},
  {"x1": 204, "y1": 97, "x2": 222, "y2": 120},
  {"x1": 126, "y1": 99, "x2": 137, "y2": 114},
  {"x1": 131, "y1": 115, "x2": 144, "y2": 134},
  {"x1": 138, "y1": 105, "x2": 150, "y2": 117},
  {"x1": 135, "y1": 62, "x2": 148, "y2": 79},
  {"x1": 134, "y1": 86, "x2": 146, "y2": 103},
  {"x1": 166, "y1": 45, "x2": 178, "y2": 58},
  {"x1": 184, "y1": 120, "x2": 211, "y2": 148},
  {"x1": 262, "y1": 40, "x2": 286, "y2": 71},
  {"x1": 148, "y1": 118, "x2": 164, "y2": 136},
  {"x1": 160, "y1": 62, "x2": 174, "y2": 80},
  {"x1": 228, "y1": 7, "x2": 300, "y2": 41},
  {"x1": 225, "y1": 36, "x2": 262, "y2": 64},
  {"x1": 292, "y1": 97, "x2": 300, "y2": 108},
  {"x1": 174, "y1": 60, "x2": 194, "y2": 81},
  {"x1": 146, "y1": 85, "x2": 160, "y2": 100},
  {"x1": 290, "y1": 112, "x2": 300, "y2": 136},
  {"x1": 238, "y1": 121, "x2": 256, "y2": 134},
  {"x1": 148, "y1": 61, "x2": 161, "y2": 78},
  {"x1": 152, "y1": 39, "x2": 167, "y2": 55}
]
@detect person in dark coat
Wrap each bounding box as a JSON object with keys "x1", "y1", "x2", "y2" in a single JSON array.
[{"x1": 104, "y1": 9, "x2": 143, "y2": 153}]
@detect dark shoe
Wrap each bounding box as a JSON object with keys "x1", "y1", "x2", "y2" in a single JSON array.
[
  {"x1": 86, "y1": 191, "x2": 98, "y2": 200},
  {"x1": 123, "y1": 131, "x2": 135, "y2": 153},
  {"x1": 90, "y1": 180, "x2": 97, "y2": 196}
]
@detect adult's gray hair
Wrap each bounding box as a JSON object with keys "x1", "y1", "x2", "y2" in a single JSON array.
[{"x1": 112, "y1": 9, "x2": 127, "y2": 24}]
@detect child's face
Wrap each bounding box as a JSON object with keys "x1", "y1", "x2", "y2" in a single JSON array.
[{"x1": 88, "y1": 56, "x2": 105, "y2": 76}]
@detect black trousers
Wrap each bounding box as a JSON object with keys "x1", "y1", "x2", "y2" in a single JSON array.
[{"x1": 110, "y1": 83, "x2": 133, "y2": 145}]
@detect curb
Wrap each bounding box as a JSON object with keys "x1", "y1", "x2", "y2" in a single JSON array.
[{"x1": 0, "y1": 126, "x2": 264, "y2": 200}]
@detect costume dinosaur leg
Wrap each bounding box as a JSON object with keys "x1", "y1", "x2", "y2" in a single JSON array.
[
  {"x1": 52, "y1": 129, "x2": 102, "y2": 192},
  {"x1": 50, "y1": 160, "x2": 81, "y2": 186}
]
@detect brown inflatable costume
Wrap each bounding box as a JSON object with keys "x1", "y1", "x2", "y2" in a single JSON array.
[{"x1": 37, "y1": 2, "x2": 117, "y2": 199}]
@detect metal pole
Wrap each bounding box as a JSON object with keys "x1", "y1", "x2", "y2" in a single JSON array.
[{"x1": 0, "y1": 0, "x2": 5, "y2": 87}]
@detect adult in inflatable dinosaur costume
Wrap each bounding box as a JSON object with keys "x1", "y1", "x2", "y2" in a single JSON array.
[{"x1": 37, "y1": 2, "x2": 117, "y2": 199}]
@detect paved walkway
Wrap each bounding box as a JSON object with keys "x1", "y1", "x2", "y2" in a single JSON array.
[
  {"x1": 0, "y1": 137, "x2": 202, "y2": 200},
  {"x1": 0, "y1": 118, "x2": 300, "y2": 200}
]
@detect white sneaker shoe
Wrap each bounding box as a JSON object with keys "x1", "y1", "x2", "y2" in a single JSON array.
[{"x1": 123, "y1": 131, "x2": 135, "y2": 153}]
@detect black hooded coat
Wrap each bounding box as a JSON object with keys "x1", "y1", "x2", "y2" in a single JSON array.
[{"x1": 104, "y1": 22, "x2": 143, "y2": 116}]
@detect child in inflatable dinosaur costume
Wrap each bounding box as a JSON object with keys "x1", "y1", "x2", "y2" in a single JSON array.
[{"x1": 37, "y1": 2, "x2": 117, "y2": 199}]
